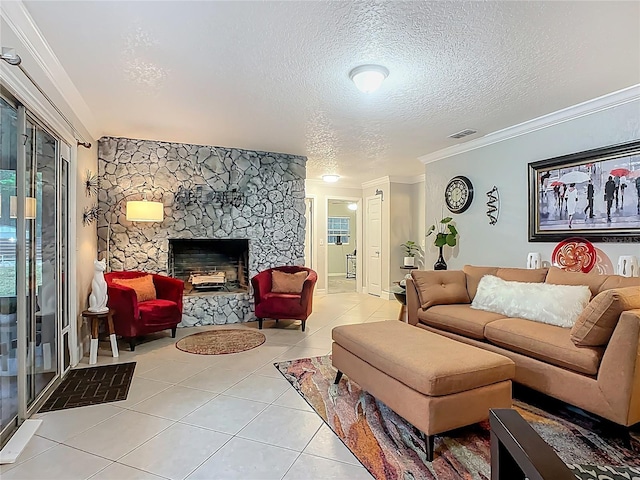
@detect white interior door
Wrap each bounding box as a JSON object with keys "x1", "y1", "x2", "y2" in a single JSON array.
[
  {"x1": 304, "y1": 198, "x2": 313, "y2": 268},
  {"x1": 366, "y1": 196, "x2": 382, "y2": 297}
]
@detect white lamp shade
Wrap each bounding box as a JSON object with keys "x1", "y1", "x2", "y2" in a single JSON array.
[
  {"x1": 126, "y1": 200, "x2": 164, "y2": 222},
  {"x1": 10, "y1": 196, "x2": 37, "y2": 219}
]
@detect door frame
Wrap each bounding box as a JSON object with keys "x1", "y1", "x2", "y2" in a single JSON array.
[
  {"x1": 324, "y1": 196, "x2": 362, "y2": 294},
  {"x1": 304, "y1": 196, "x2": 316, "y2": 270},
  {"x1": 364, "y1": 194, "x2": 382, "y2": 297}
]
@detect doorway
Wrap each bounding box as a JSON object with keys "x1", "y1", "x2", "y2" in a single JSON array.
[
  {"x1": 304, "y1": 197, "x2": 314, "y2": 269},
  {"x1": 326, "y1": 198, "x2": 360, "y2": 294}
]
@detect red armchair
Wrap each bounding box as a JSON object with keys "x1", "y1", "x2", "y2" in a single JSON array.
[
  {"x1": 251, "y1": 266, "x2": 317, "y2": 331},
  {"x1": 105, "y1": 271, "x2": 184, "y2": 351}
]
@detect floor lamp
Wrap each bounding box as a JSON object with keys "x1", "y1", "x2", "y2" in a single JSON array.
[{"x1": 106, "y1": 192, "x2": 164, "y2": 271}]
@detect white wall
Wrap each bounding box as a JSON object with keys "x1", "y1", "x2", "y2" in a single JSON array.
[
  {"x1": 423, "y1": 99, "x2": 640, "y2": 270},
  {"x1": 75, "y1": 145, "x2": 98, "y2": 357},
  {"x1": 327, "y1": 202, "x2": 357, "y2": 275}
]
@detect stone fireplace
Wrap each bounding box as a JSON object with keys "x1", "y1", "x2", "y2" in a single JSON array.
[
  {"x1": 169, "y1": 238, "x2": 249, "y2": 295},
  {"x1": 97, "y1": 136, "x2": 306, "y2": 326}
]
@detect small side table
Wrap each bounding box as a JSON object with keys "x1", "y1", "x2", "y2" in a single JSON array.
[
  {"x1": 81, "y1": 309, "x2": 119, "y2": 365},
  {"x1": 390, "y1": 284, "x2": 407, "y2": 322}
]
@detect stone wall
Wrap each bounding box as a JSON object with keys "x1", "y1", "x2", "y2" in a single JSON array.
[{"x1": 97, "y1": 136, "x2": 306, "y2": 325}]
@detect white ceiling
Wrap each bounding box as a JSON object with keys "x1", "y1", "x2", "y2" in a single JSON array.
[{"x1": 20, "y1": 1, "x2": 640, "y2": 184}]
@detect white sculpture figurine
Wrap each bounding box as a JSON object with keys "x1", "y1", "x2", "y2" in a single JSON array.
[{"x1": 88, "y1": 258, "x2": 109, "y2": 313}]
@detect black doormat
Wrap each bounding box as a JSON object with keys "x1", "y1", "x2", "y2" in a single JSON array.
[{"x1": 39, "y1": 362, "x2": 136, "y2": 413}]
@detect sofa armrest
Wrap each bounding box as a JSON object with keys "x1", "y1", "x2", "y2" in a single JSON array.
[
  {"x1": 152, "y1": 274, "x2": 184, "y2": 312},
  {"x1": 251, "y1": 270, "x2": 273, "y2": 305},
  {"x1": 107, "y1": 283, "x2": 139, "y2": 327},
  {"x1": 300, "y1": 270, "x2": 317, "y2": 310},
  {"x1": 597, "y1": 309, "x2": 640, "y2": 426},
  {"x1": 406, "y1": 278, "x2": 420, "y2": 326}
]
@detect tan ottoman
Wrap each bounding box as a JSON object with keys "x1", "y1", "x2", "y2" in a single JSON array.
[{"x1": 332, "y1": 320, "x2": 515, "y2": 461}]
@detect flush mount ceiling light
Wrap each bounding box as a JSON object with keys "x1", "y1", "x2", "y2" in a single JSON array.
[
  {"x1": 348, "y1": 203, "x2": 358, "y2": 211},
  {"x1": 349, "y1": 64, "x2": 389, "y2": 93},
  {"x1": 322, "y1": 174, "x2": 340, "y2": 183}
]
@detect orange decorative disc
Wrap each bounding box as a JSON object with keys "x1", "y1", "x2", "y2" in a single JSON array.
[{"x1": 552, "y1": 237, "x2": 597, "y2": 273}]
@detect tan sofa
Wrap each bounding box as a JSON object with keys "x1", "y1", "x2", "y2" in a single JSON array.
[{"x1": 406, "y1": 266, "x2": 640, "y2": 427}]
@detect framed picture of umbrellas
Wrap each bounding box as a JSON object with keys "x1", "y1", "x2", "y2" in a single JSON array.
[{"x1": 528, "y1": 140, "x2": 640, "y2": 242}]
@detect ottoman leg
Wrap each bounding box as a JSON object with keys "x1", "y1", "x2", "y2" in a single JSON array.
[
  {"x1": 425, "y1": 434, "x2": 435, "y2": 462},
  {"x1": 334, "y1": 371, "x2": 343, "y2": 384}
]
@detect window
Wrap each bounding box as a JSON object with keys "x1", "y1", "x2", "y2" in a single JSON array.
[{"x1": 328, "y1": 216, "x2": 350, "y2": 244}]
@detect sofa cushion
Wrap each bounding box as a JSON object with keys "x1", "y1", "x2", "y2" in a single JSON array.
[
  {"x1": 463, "y1": 265, "x2": 498, "y2": 300},
  {"x1": 545, "y1": 266, "x2": 608, "y2": 297},
  {"x1": 138, "y1": 299, "x2": 180, "y2": 326},
  {"x1": 484, "y1": 318, "x2": 604, "y2": 375},
  {"x1": 496, "y1": 267, "x2": 548, "y2": 284},
  {"x1": 600, "y1": 275, "x2": 640, "y2": 293},
  {"x1": 112, "y1": 275, "x2": 157, "y2": 303},
  {"x1": 271, "y1": 270, "x2": 308, "y2": 293},
  {"x1": 411, "y1": 271, "x2": 470, "y2": 309},
  {"x1": 570, "y1": 287, "x2": 640, "y2": 346},
  {"x1": 417, "y1": 304, "x2": 506, "y2": 339}
]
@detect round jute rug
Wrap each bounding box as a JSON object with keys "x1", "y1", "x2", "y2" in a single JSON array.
[{"x1": 175, "y1": 329, "x2": 266, "y2": 355}]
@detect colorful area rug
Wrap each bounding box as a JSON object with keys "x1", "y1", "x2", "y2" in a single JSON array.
[
  {"x1": 39, "y1": 362, "x2": 135, "y2": 412},
  {"x1": 176, "y1": 329, "x2": 265, "y2": 355},
  {"x1": 275, "y1": 355, "x2": 639, "y2": 480}
]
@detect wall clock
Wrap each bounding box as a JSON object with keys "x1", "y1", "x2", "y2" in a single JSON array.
[{"x1": 445, "y1": 176, "x2": 474, "y2": 214}]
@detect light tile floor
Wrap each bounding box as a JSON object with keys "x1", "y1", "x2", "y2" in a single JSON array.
[{"x1": 3, "y1": 292, "x2": 402, "y2": 480}]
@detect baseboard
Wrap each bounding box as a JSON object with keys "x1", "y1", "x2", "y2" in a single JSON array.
[
  {"x1": 315, "y1": 288, "x2": 327, "y2": 295},
  {"x1": 328, "y1": 273, "x2": 348, "y2": 277}
]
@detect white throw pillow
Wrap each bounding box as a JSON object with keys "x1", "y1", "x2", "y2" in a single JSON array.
[{"x1": 471, "y1": 275, "x2": 590, "y2": 328}]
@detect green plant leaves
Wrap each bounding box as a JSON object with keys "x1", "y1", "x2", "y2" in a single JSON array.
[{"x1": 428, "y1": 217, "x2": 458, "y2": 248}]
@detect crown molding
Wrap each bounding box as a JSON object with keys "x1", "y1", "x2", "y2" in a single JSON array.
[
  {"x1": 1, "y1": 0, "x2": 99, "y2": 140},
  {"x1": 361, "y1": 176, "x2": 390, "y2": 189},
  {"x1": 418, "y1": 84, "x2": 640, "y2": 165}
]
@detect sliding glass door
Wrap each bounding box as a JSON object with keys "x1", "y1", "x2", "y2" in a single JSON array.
[
  {"x1": 0, "y1": 97, "x2": 19, "y2": 439},
  {"x1": 24, "y1": 115, "x2": 59, "y2": 406},
  {"x1": 0, "y1": 92, "x2": 67, "y2": 445}
]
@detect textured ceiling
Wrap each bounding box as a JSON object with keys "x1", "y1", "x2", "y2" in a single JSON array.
[{"x1": 22, "y1": 1, "x2": 640, "y2": 184}]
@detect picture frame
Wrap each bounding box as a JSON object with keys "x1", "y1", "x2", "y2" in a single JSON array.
[{"x1": 528, "y1": 140, "x2": 640, "y2": 242}]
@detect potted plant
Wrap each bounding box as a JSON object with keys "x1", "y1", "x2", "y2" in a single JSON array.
[
  {"x1": 426, "y1": 217, "x2": 458, "y2": 270},
  {"x1": 401, "y1": 240, "x2": 419, "y2": 267}
]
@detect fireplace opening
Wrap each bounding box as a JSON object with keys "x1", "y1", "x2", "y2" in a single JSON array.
[{"x1": 168, "y1": 239, "x2": 249, "y2": 296}]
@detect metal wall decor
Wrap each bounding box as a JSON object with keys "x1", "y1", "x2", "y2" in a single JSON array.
[
  {"x1": 84, "y1": 170, "x2": 99, "y2": 197},
  {"x1": 486, "y1": 186, "x2": 500, "y2": 225},
  {"x1": 175, "y1": 185, "x2": 245, "y2": 209},
  {"x1": 82, "y1": 204, "x2": 100, "y2": 226}
]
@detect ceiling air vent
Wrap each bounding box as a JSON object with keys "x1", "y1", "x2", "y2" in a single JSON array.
[{"x1": 448, "y1": 129, "x2": 477, "y2": 139}]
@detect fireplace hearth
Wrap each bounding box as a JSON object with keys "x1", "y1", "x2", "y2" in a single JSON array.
[{"x1": 168, "y1": 239, "x2": 249, "y2": 296}]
